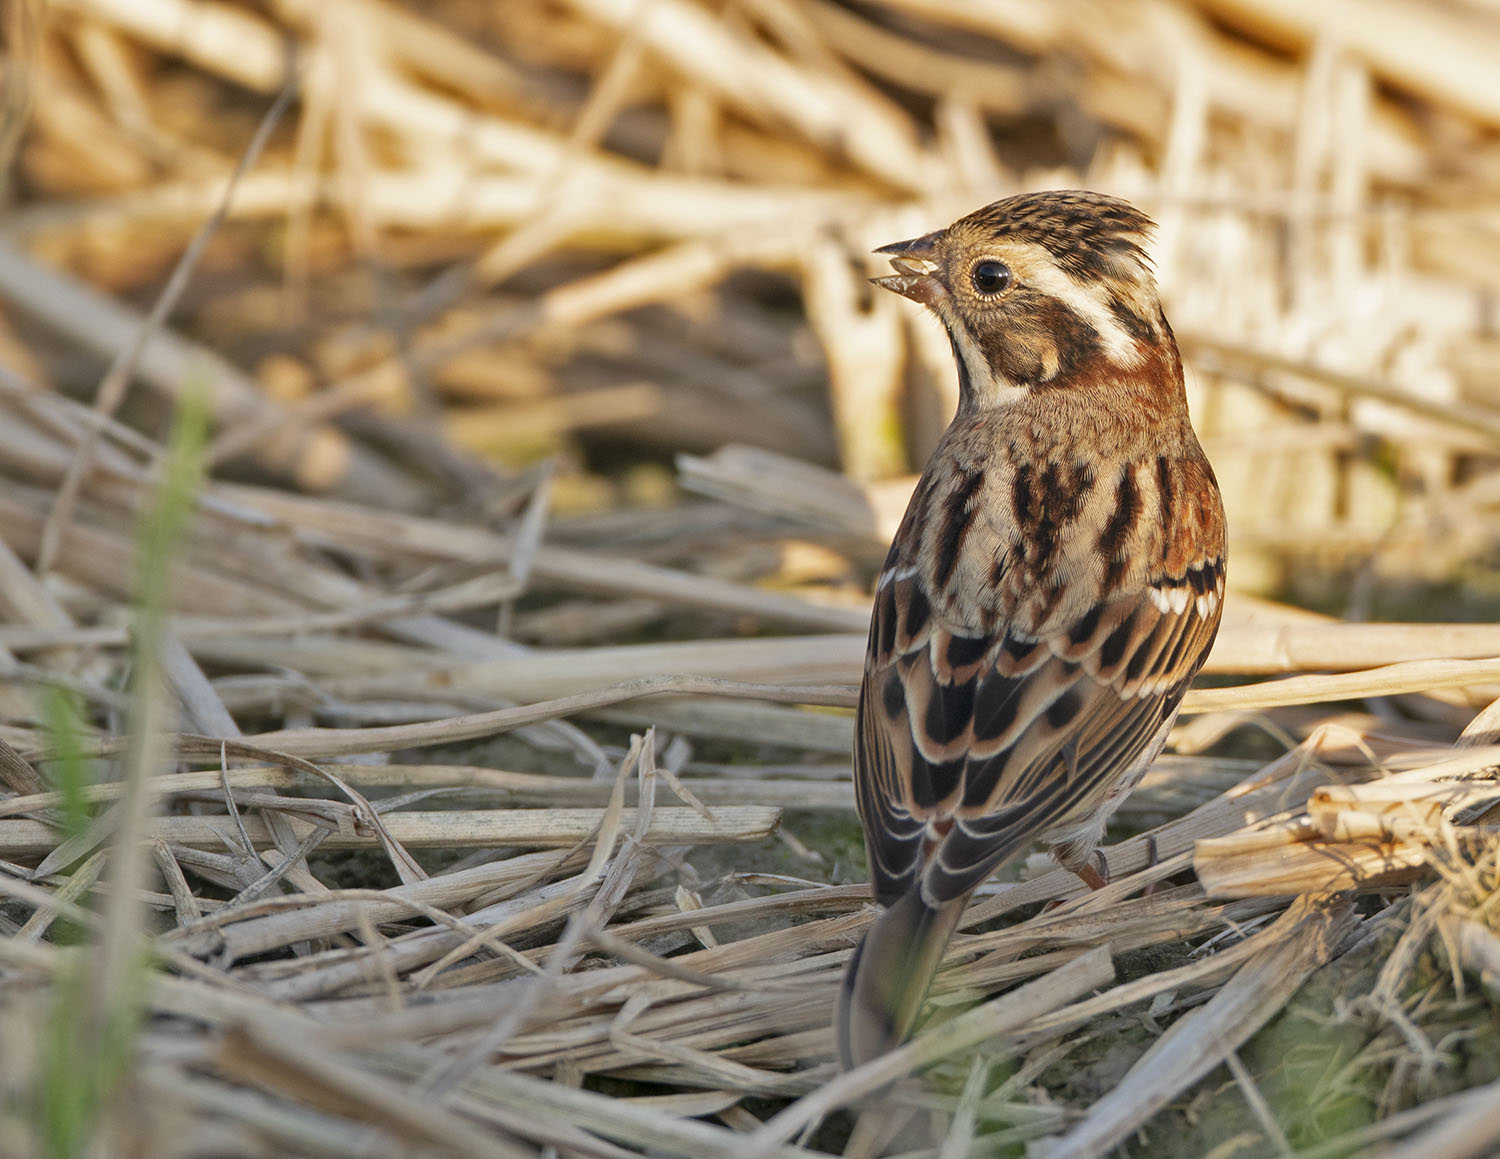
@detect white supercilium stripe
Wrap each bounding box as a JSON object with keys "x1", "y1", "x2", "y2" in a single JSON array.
[{"x1": 1009, "y1": 245, "x2": 1147, "y2": 371}]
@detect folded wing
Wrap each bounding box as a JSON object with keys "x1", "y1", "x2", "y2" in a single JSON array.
[{"x1": 856, "y1": 557, "x2": 1224, "y2": 906}]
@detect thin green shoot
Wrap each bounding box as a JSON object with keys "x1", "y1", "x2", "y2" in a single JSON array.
[{"x1": 35, "y1": 386, "x2": 211, "y2": 1159}]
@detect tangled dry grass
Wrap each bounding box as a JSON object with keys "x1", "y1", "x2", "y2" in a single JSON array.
[{"x1": 2, "y1": 1, "x2": 1500, "y2": 1156}]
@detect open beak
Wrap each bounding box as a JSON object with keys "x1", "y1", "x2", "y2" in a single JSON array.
[{"x1": 871, "y1": 229, "x2": 945, "y2": 306}]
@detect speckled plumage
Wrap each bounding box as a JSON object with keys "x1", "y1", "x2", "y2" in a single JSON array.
[{"x1": 838, "y1": 190, "x2": 1226, "y2": 1069}]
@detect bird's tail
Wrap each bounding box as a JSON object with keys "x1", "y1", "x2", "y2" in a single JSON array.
[{"x1": 836, "y1": 889, "x2": 968, "y2": 1069}]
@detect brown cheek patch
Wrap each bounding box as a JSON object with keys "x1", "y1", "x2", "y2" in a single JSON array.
[
  {"x1": 986, "y1": 312, "x2": 1049, "y2": 385},
  {"x1": 1031, "y1": 299, "x2": 1102, "y2": 374}
]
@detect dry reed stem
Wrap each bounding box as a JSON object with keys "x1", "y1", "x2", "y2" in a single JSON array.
[
  {"x1": 1041, "y1": 896, "x2": 1359, "y2": 1159},
  {"x1": 1377, "y1": 1073, "x2": 1500, "y2": 1159},
  {"x1": 216, "y1": 1016, "x2": 533, "y2": 1159},
  {"x1": 0, "y1": 805, "x2": 780, "y2": 858}
]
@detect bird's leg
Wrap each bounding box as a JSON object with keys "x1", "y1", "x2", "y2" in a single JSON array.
[
  {"x1": 1074, "y1": 849, "x2": 1110, "y2": 891},
  {"x1": 1040, "y1": 848, "x2": 1107, "y2": 911},
  {"x1": 1076, "y1": 837, "x2": 1165, "y2": 896}
]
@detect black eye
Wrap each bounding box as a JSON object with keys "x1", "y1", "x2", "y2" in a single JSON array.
[{"x1": 971, "y1": 260, "x2": 1012, "y2": 295}]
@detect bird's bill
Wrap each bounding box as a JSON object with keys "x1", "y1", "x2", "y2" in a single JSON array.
[{"x1": 871, "y1": 230, "x2": 945, "y2": 306}]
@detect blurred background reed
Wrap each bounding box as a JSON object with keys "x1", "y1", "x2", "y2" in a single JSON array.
[{"x1": 12, "y1": 0, "x2": 1500, "y2": 600}]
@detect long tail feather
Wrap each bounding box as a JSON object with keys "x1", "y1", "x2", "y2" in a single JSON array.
[{"x1": 836, "y1": 890, "x2": 968, "y2": 1069}]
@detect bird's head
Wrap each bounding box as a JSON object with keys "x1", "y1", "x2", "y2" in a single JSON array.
[{"x1": 874, "y1": 190, "x2": 1166, "y2": 405}]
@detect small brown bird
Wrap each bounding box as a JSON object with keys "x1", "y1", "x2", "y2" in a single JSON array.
[{"x1": 837, "y1": 190, "x2": 1226, "y2": 1068}]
